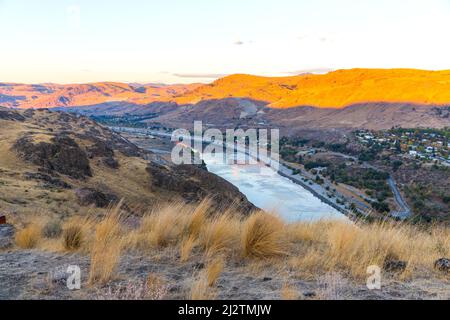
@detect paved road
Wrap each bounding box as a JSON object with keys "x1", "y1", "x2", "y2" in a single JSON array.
[
  {"x1": 388, "y1": 177, "x2": 412, "y2": 219},
  {"x1": 112, "y1": 127, "x2": 412, "y2": 219}
]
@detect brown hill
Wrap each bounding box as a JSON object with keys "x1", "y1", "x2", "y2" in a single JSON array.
[
  {"x1": 0, "y1": 108, "x2": 254, "y2": 218},
  {"x1": 3, "y1": 69, "x2": 450, "y2": 110},
  {"x1": 0, "y1": 82, "x2": 201, "y2": 109}
]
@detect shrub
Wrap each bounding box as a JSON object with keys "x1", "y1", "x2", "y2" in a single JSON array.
[{"x1": 42, "y1": 220, "x2": 63, "y2": 239}]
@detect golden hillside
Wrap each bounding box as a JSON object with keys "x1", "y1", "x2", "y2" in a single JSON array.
[
  {"x1": 173, "y1": 69, "x2": 450, "y2": 108},
  {"x1": 2, "y1": 69, "x2": 450, "y2": 109}
]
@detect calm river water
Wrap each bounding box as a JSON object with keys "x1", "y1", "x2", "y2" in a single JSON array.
[{"x1": 201, "y1": 152, "x2": 346, "y2": 222}]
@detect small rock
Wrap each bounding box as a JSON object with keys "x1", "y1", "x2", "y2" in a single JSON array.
[
  {"x1": 383, "y1": 258, "x2": 407, "y2": 273},
  {"x1": 303, "y1": 291, "x2": 317, "y2": 298},
  {"x1": 0, "y1": 224, "x2": 15, "y2": 249},
  {"x1": 434, "y1": 258, "x2": 450, "y2": 273},
  {"x1": 193, "y1": 262, "x2": 205, "y2": 270}
]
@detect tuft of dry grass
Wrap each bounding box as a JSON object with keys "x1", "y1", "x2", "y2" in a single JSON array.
[
  {"x1": 200, "y1": 212, "x2": 240, "y2": 258},
  {"x1": 137, "y1": 202, "x2": 189, "y2": 249},
  {"x1": 187, "y1": 198, "x2": 210, "y2": 239},
  {"x1": 63, "y1": 225, "x2": 84, "y2": 251},
  {"x1": 89, "y1": 205, "x2": 124, "y2": 285},
  {"x1": 241, "y1": 212, "x2": 286, "y2": 259},
  {"x1": 15, "y1": 225, "x2": 41, "y2": 249},
  {"x1": 180, "y1": 236, "x2": 197, "y2": 262},
  {"x1": 206, "y1": 257, "x2": 224, "y2": 287},
  {"x1": 189, "y1": 273, "x2": 217, "y2": 300}
]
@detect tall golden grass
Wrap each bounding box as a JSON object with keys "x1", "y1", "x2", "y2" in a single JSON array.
[
  {"x1": 15, "y1": 225, "x2": 40, "y2": 249},
  {"x1": 88, "y1": 204, "x2": 124, "y2": 284},
  {"x1": 206, "y1": 257, "x2": 224, "y2": 287},
  {"x1": 11, "y1": 198, "x2": 450, "y2": 287},
  {"x1": 241, "y1": 212, "x2": 286, "y2": 259}
]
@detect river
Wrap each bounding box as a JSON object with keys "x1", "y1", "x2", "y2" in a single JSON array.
[
  {"x1": 112, "y1": 127, "x2": 348, "y2": 222},
  {"x1": 201, "y1": 152, "x2": 346, "y2": 222}
]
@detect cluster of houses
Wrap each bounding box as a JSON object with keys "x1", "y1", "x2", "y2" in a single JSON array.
[{"x1": 355, "y1": 129, "x2": 450, "y2": 165}]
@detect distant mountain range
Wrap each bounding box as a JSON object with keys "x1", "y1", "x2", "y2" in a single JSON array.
[{"x1": 1, "y1": 69, "x2": 450, "y2": 131}]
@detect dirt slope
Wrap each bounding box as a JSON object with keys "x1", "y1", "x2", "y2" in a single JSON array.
[{"x1": 0, "y1": 108, "x2": 254, "y2": 219}]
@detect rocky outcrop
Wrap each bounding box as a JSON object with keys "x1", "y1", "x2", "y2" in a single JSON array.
[
  {"x1": 86, "y1": 140, "x2": 119, "y2": 169},
  {"x1": 0, "y1": 224, "x2": 15, "y2": 249},
  {"x1": 24, "y1": 172, "x2": 72, "y2": 189},
  {"x1": 434, "y1": 258, "x2": 450, "y2": 273},
  {"x1": 146, "y1": 163, "x2": 256, "y2": 213},
  {"x1": 0, "y1": 107, "x2": 25, "y2": 121},
  {"x1": 13, "y1": 136, "x2": 92, "y2": 179},
  {"x1": 75, "y1": 188, "x2": 118, "y2": 208}
]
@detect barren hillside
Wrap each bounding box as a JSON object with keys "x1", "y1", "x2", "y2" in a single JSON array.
[{"x1": 0, "y1": 108, "x2": 254, "y2": 219}]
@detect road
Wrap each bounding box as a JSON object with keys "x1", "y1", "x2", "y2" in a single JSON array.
[
  {"x1": 388, "y1": 177, "x2": 412, "y2": 219},
  {"x1": 112, "y1": 126, "x2": 413, "y2": 219}
]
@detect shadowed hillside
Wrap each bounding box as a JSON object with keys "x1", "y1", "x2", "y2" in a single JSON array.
[{"x1": 0, "y1": 107, "x2": 255, "y2": 218}]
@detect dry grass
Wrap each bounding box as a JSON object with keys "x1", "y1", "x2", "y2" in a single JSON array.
[
  {"x1": 137, "y1": 202, "x2": 189, "y2": 249},
  {"x1": 88, "y1": 205, "x2": 124, "y2": 285},
  {"x1": 10, "y1": 199, "x2": 450, "y2": 296},
  {"x1": 200, "y1": 212, "x2": 240, "y2": 258},
  {"x1": 206, "y1": 257, "x2": 224, "y2": 287},
  {"x1": 15, "y1": 225, "x2": 41, "y2": 249},
  {"x1": 288, "y1": 219, "x2": 450, "y2": 279},
  {"x1": 63, "y1": 224, "x2": 84, "y2": 251},
  {"x1": 187, "y1": 198, "x2": 210, "y2": 238},
  {"x1": 180, "y1": 236, "x2": 197, "y2": 262},
  {"x1": 189, "y1": 273, "x2": 217, "y2": 300},
  {"x1": 241, "y1": 212, "x2": 286, "y2": 259}
]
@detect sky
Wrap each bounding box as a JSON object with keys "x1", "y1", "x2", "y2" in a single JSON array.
[{"x1": 1, "y1": 0, "x2": 450, "y2": 84}]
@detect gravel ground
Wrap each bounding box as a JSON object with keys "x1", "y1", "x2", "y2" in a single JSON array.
[{"x1": 1, "y1": 249, "x2": 449, "y2": 300}]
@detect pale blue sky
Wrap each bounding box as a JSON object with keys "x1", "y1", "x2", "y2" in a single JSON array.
[{"x1": 1, "y1": 0, "x2": 450, "y2": 83}]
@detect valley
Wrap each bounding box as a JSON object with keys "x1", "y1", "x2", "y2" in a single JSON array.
[{"x1": 1, "y1": 69, "x2": 449, "y2": 301}]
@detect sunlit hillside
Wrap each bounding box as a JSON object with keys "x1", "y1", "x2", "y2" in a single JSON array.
[
  {"x1": 174, "y1": 69, "x2": 450, "y2": 108},
  {"x1": 2, "y1": 69, "x2": 450, "y2": 110}
]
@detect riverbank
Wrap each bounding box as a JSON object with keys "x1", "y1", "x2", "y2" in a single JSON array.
[{"x1": 114, "y1": 127, "x2": 349, "y2": 221}]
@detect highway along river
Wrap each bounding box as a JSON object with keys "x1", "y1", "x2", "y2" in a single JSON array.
[
  {"x1": 111, "y1": 127, "x2": 348, "y2": 223},
  {"x1": 201, "y1": 152, "x2": 347, "y2": 222}
]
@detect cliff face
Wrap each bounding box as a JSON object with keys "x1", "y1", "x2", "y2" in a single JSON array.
[{"x1": 0, "y1": 107, "x2": 255, "y2": 217}]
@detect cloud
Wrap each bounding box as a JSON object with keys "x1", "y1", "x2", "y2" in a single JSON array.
[
  {"x1": 173, "y1": 73, "x2": 228, "y2": 79},
  {"x1": 285, "y1": 68, "x2": 335, "y2": 75}
]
